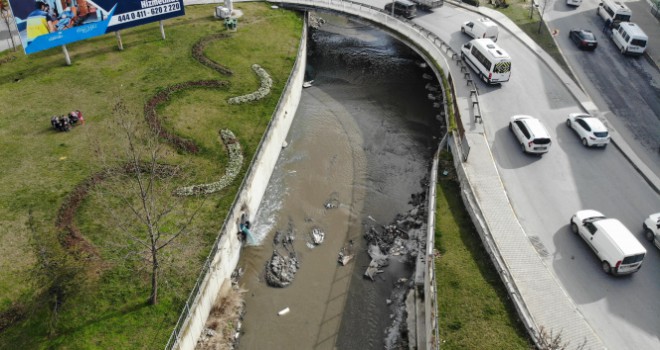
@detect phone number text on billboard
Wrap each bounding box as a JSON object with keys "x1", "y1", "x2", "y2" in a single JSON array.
[{"x1": 111, "y1": 3, "x2": 181, "y2": 26}]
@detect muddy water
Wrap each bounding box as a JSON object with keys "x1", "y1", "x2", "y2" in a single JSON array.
[{"x1": 238, "y1": 14, "x2": 442, "y2": 350}]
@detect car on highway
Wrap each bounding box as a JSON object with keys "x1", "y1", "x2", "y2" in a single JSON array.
[
  {"x1": 384, "y1": 0, "x2": 417, "y2": 19},
  {"x1": 568, "y1": 29, "x2": 597, "y2": 50},
  {"x1": 570, "y1": 210, "x2": 646, "y2": 275},
  {"x1": 643, "y1": 213, "x2": 660, "y2": 250},
  {"x1": 509, "y1": 115, "x2": 551, "y2": 154},
  {"x1": 566, "y1": 113, "x2": 610, "y2": 147}
]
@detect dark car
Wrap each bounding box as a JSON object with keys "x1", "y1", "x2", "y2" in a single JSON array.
[
  {"x1": 384, "y1": 0, "x2": 417, "y2": 19},
  {"x1": 569, "y1": 29, "x2": 598, "y2": 50}
]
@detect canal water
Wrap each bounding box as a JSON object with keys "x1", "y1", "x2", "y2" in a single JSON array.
[{"x1": 238, "y1": 13, "x2": 443, "y2": 350}]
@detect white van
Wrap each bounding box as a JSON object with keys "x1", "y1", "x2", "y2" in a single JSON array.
[
  {"x1": 461, "y1": 18, "x2": 499, "y2": 42},
  {"x1": 612, "y1": 22, "x2": 648, "y2": 56},
  {"x1": 571, "y1": 210, "x2": 646, "y2": 275},
  {"x1": 597, "y1": 0, "x2": 632, "y2": 27},
  {"x1": 461, "y1": 38, "x2": 511, "y2": 84}
]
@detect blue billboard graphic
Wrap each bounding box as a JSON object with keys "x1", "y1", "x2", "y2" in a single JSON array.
[{"x1": 8, "y1": 0, "x2": 185, "y2": 54}]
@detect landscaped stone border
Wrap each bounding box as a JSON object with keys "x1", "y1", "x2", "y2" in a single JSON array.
[
  {"x1": 227, "y1": 64, "x2": 272, "y2": 104},
  {"x1": 175, "y1": 129, "x2": 243, "y2": 196}
]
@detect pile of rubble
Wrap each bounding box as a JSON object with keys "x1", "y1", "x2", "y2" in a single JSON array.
[
  {"x1": 265, "y1": 229, "x2": 299, "y2": 288},
  {"x1": 363, "y1": 190, "x2": 427, "y2": 281}
]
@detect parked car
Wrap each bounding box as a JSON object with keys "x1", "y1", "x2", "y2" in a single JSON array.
[
  {"x1": 569, "y1": 29, "x2": 598, "y2": 50},
  {"x1": 570, "y1": 210, "x2": 646, "y2": 275},
  {"x1": 566, "y1": 113, "x2": 610, "y2": 147},
  {"x1": 643, "y1": 213, "x2": 660, "y2": 250},
  {"x1": 508, "y1": 115, "x2": 552, "y2": 154}
]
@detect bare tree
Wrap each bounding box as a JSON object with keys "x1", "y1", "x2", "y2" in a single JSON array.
[
  {"x1": 97, "y1": 100, "x2": 205, "y2": 305},
  {"x1": 0, "y1": 0, "x2": 17, "y2": 52}
]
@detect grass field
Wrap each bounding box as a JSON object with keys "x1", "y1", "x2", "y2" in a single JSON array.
[
  {"x1": 434, "y1": 152, "x2": 532, "y2": 349},
  {"x1": 0, "y1": 3, "x2": 301, "y2": 348}
]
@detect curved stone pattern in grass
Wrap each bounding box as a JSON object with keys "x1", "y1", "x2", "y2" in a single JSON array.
[
  {"x1": 56, "y1": 163, "x2": 179, "y2": 259},
  {"x1": 175, "y1": 129, "x2": 243, "y2": 196},
  {"x1": 192, "y1": 33, "x2": 233, "y2": 76},
  {"x1": 144, "y1": 80, "x2": 228, "y2": 154},
  {"x1": 228, "y1": 64, "x2": 273, "y2": 104}
]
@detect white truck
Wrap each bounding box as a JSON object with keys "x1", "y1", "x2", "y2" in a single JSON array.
[{"x1": 461, "y1": 17, "x2": 500, "y2": 42}]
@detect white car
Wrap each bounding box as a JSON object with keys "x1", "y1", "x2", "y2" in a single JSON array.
[
  {"x1": 643, "y1": 213, "x2": 660, "y2": 250},
  {"x1": 509, "y1": 115, "x2": 552, "y2": 154},
  {"x1": 566, "y1": 113, "x2": 610, "y2": 147}
]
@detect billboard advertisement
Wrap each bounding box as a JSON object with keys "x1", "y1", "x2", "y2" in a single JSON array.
[{"x1": 8, "y1": 0, "x2": 185, "y2": 54}]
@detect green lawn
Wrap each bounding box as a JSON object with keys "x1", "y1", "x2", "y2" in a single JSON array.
[
  {"x1": 0, "y1": 3, "x2": 302, "y2": 348},
  {"x1": 434, "y1": 151, "x2": 532, "y2": 349}
]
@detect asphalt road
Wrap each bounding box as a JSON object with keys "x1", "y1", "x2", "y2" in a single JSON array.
[
  {"x1": 412, "y1": 5, "x2": 660, "y2": 350},
  {"x1": 545, "y1": 0, "x2": 660, "y2": 178}
]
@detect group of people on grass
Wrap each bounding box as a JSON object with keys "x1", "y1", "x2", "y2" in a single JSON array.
[{"x1": 51, "y1": 110, "x2": 84, "y2": 132}]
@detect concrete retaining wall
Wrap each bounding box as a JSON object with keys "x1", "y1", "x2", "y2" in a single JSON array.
[{"x1": 166, "y1": 14, "x2": 308, "y2": 350}]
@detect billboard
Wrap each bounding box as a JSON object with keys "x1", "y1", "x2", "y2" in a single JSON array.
[{"x1": 8, "y1": 0, "x2": 185, "y2": 54}]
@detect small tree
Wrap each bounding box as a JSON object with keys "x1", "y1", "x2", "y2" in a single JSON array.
[
  {"x1": 0, "y1": 0, "x2": 17, "y2": 52},
  {"x1": 97, "y1": 100, "x2": 204, "y2": 305}
]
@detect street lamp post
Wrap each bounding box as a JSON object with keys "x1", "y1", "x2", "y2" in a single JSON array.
[
  {"x1": 537, "y1": 0, "x2": 550, "y2": 34},
  {"x1": 530, "y1": 0, "x2": 536, "y2": 18}
]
